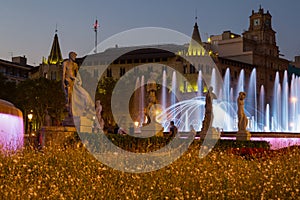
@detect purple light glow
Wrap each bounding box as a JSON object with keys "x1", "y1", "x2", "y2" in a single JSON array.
[
  {"x1": 221, "y1": 137, "x2": 300, "y2": 150},
  {"x1": 0, "y1": 113, "x2": 24, "y2": 151}
]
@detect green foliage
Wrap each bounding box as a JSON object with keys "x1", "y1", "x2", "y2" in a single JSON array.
[
  {"x1": 214, "y1": 139, "x2": 270, "y2": 149},
  {"x1": 83, "y1": 134, "x2": 270, "y2": 153},
  {"x1": 0, "y1": 73, "x2": 17, "y2": 103},
  {"x1": 95, "y1": 77, "x2": 118, "y2": 126},
  {"x1": 14, "y1": 78, "x2": 65, "y2": 128}
]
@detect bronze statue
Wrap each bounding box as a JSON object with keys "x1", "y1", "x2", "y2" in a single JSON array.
[
  {"x1": 62, "y1": 52, "x2": 78, "y2": 115},
  {"x1": 237, "y1": 92, "x2": 248, "y2": 131}
]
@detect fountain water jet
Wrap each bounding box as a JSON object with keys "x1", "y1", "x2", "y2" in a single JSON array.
[{"x1": 140, "y1": 76, "x2": 145, "y2": 125}]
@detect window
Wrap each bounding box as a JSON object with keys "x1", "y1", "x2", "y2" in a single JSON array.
[
  {"x1": 51, "y1": 71, "x2": 56, "y2": 80},
  {"x1": 120, "y1": 67, "x2": 125, "y2": 77},
  {"x1": 265, "y1": 19, "x2": 271, "y2": 27},
  {"x1": 106, "y1": 68, "x2": 112, "y2": 77},
  {"x1": 162, "y1": 57, "x2": 167, "y2": 62},
  {"x1": 190, "y1": 64, "x2": 196, "y2": 74},
  {"x1": 183, "y1": 64, "x2": 187, "y2": 74},
  {"x1": 0, "y1": 67, "x2": 4, "y2": 73}
]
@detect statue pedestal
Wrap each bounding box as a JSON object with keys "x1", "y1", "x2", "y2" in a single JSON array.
[
  {"x1": 139, "y1": 123, "x2": 164, "y2": 137},
  {"x1": 236, "y1": 131, "x2": 251, "y2": 141},
  {"x1": 74, "y1": 116, "x2": 93, "y2": 133},
  {"x1": 62, "y1": 115, "x2": 75, "y2": 127},
  {"x1": 200, "y1": 127, "x2": 220, "y2": 140},
  {"x1": 40, "y1": 126, "x2": 77, "y2": 147}
]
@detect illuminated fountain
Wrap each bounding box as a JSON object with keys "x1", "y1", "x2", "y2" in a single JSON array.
[
  {"x1": 0, "y1": 99, "x2": 24, "y2": 151},
  {"x1": 155, "y1": 67, "x2": 300, "y2": 133}
]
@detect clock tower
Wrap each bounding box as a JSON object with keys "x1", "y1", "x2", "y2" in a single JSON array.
[
  {"x1": 242, "y1": 6, "x2": 288, "y2": 106},
  {"x1": 243, "y1": 6, "x2": 279, "y2": 58}
]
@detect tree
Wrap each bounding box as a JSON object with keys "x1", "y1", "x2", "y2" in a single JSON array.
[
  {"x1": 14, "y1": 78, "x2": 65, "y2": 129},
  {"x1": 0, "y1": 73, "x2": 17, "y2": 103},
  {"x1": 95, "y1": 77, "x2": 117, "y2": 127}
]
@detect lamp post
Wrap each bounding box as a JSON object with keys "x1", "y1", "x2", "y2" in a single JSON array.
[{"x1": 27, "y1": 112, "x2": 33, "y2": 145}]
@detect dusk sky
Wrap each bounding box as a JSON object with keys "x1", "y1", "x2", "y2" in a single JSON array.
[{"x1": 1, "y1": 0, "x2": 300, "y2": 65}]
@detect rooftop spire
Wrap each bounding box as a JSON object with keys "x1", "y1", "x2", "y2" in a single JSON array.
[
  {"x1": 191, "y1": 20, "x2": 202, "y2": 45},
  {"x1": 48, "y1": 30, "x2": 63, "y2": 65},
  {"x1": 188, "y1": 15, "x2": 205, "y2": 56}
]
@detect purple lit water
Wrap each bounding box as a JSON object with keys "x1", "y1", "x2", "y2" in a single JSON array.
[{"x1": 0, "y1": 113, "x2": 24, "y2": 151}]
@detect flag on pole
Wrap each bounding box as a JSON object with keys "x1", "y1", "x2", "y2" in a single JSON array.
[{"x1": 94, "y1": 19, "x2": 99, "y2": 31}]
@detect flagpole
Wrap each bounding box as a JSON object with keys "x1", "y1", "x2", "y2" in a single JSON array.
[{"x1": 94, "y1": 19, "x2": 98, "y2": 54}]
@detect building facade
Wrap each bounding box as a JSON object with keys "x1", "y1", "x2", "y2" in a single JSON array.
[
  {"x1": 207, "y1": 7, "x2": 289, "y2": 103},
  {"x1": 0, "y1": 56, "x2": 33, "y2": 84}
]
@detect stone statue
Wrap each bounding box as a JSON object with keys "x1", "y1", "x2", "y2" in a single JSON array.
[
  {"x1": 145, "y1": 72, "x2": 158, "y2": 124},
  {"x1": 62, "y1": 52, "x2": 78, "y2": 115},
  {"x1": 44, "y1": 109, "x2": 51, "y2": 126},
  {"x1": 237, "y1": 92, "x2": 248, "y2": 131},
  {"x1": 201, "y1": 86, "x2": 216, "y2": 132},
  {"x1": 95, "y1": 100, "x2": 105, "y2": 130},
  {"x1": 72, "y1": 73, "x2": 94, "y2": 118},
  {"x1": 139, "y1": 72, "x2": 164, "y2": 137},
  {"x1": 141, "y1": 106, "x2": 164, "y2": 137}
]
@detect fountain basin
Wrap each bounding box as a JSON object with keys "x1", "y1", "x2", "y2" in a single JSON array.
[{"x1": 0, "y1": 99, "x2": 24, "y2": 151}]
